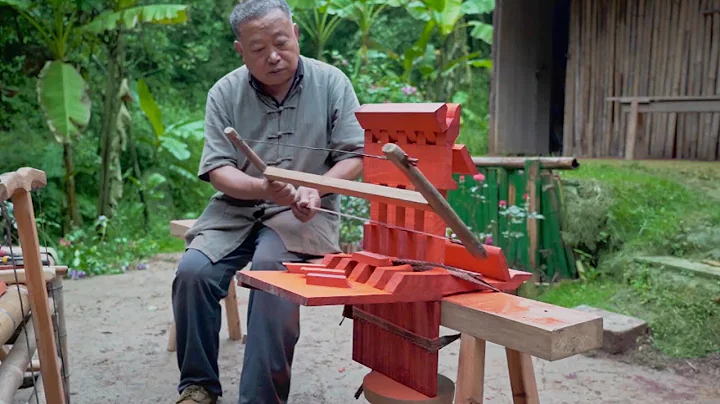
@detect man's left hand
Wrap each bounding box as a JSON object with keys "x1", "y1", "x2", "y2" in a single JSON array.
[{"x1": 291, "y1": 186, "x2": 321, "y2": 222}]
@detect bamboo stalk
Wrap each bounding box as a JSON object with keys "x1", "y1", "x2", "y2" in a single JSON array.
[
  {"x1": 0, "y1": 322, "x2": 36, "y2": 404},
  {"x1": 48, "y1": 274, "x2": 70, "y2": 394},
  {"x1": 0, "y1": 286, "x2": 29, "y2": 346},
  {"x1": 700, "y1": 0, "x2": 715, "y2": 159},
  {"x1": 0, "y1": 267, "x2": 59, "y2": 284},
  {"x1": 26, "y1": 373, "x2": 46, "y2": 404}
]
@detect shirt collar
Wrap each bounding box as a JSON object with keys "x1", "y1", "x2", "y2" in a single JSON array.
[{"x1": 248, "y1": 57, "x2": 304, "y2": 104}]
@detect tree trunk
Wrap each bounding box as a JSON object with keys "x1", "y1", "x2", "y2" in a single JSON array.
[
  {"x1": 126, "y1": 126, "x2": 149, "y2": 230},
  {"x1": 97, "y1": 31, "x2": 126, "y2": 219},
  {"x1": 62, "y1": 142, "x2": 81, "y2": 230}
]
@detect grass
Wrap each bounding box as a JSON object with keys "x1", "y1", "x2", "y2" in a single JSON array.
[{"x1": 531, "y1": 159, "x2": 720, "y2": 359}]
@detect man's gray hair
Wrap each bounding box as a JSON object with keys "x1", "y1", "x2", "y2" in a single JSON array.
[{"x1": 229, "y1": 0, "x2": 293, "y2": 37}]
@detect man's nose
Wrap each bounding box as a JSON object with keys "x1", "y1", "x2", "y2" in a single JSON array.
[{"x1": 268, "y1": 50, "x2": 280, "y2": 63}]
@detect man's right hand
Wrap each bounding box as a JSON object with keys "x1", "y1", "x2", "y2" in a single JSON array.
[{"x1": 263, "y1": 178, "x2": 297, "y2": 206}]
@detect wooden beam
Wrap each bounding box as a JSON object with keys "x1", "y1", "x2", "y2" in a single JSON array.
[
  {"x1": 169, "y1": 219, "x2": 195, "y2": 238},
  {"x1": 440, "y1": 292, "x2": 603, "y2": 361},
  {"x1": 263, "y1": 167, "x2": 432, "y2": 211},
  {"x1": 472, "y1": 156, "x2": 580, "y2": 170}
]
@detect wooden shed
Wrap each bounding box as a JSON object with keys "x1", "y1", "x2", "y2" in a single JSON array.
[{"x1": 488, "y1": 0, "x2": 720, "y2": 161}]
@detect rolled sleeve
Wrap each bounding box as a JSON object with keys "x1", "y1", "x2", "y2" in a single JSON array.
[
  {"x1": 198, "y1": 90, "x2": 237, "y2": 182},
  {"x1": 327, "y1": 72, "x2": 365, "y2": 164}
]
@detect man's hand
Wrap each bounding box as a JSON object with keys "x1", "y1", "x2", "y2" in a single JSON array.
[
  {"x1": 291, "y1": 186, "x2": 321, "y2": 222},
  {"x1": 263, "y1": 179, "x2": 297, "y2": 206}
]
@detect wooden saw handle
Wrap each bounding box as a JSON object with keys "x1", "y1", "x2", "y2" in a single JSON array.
[
  {"x1": 224, "y1": 127, "x2": 268, "y2": 173},
  {"x1": 382, "y1": 143, "x2": 488, "y2": 259},
  {"x1": 0, "y1": 167, "x2": 47, "y2": 202},
  {"x1": 223, "y1": 127, "x2": 299, "y2": 201}
]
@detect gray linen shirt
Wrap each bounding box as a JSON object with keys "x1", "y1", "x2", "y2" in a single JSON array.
[{"x1": 185, "y1": 56, "x2": 365, "y2": 263}]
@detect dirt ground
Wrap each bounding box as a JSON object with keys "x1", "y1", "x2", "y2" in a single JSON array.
[{"x1": 13, "y1": 252, "x2": 720, "y2": 403}]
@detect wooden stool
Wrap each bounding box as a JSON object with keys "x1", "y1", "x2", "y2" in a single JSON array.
[{"x1": 167, "y1": 282, "x2": 244, "y2": 352}]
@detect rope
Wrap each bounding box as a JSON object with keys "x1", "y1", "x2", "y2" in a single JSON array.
[
  {"x1": 392, "y1": 258, "x2": 502, "y2": 293},
  {"x1": 309, "y1": 206, "x2": 466, "y2": 246},
  {"x1": 207, "y1": 123, "x2": 420, "y2": 164}
]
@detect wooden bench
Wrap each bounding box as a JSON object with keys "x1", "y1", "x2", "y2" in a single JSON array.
[{"x1": 607, "y1": 95, "x2": 720, "y2": 160}]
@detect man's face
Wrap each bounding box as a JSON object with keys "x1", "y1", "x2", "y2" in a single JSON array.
[{"x1": 234, "y1": 9, "x2": 300, "y2": 88}]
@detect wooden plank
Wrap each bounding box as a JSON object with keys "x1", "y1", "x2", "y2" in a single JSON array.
[
  {"x1": 170, "y1": 219, "x2": 195, "y2": 238},
  {"x1": 263, "y1": 166, "x2": 432, "y2": 211},
  {"x1": 618, "y1": 99, "x2": 720, "y2": 113},
  {"x1": 440, "y1": 292, "x2": 603, "y2": 361}
]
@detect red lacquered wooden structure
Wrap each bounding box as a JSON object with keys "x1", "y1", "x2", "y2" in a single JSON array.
[
  {"x1": 237, "y1": 103, "x2": 535, "y2": 398},
  {"x1": 171, "y1": 102, "x2": 604, "y2": 403}
]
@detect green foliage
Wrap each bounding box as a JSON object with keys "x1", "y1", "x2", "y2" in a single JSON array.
[
  {"x1": 533, "y1": 160, "x2": 720, "y2": 358},
  {"x1": 36, "y1": 60, "x2": 91, "y2": 144},
  {"x1": 80, "y1": 4, "x2": 189, "y2": 33}
]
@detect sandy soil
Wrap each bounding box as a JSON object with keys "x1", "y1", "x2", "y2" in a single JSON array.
[{"x1": 12, "y1": 253, "x2": 720, "y2": 403}]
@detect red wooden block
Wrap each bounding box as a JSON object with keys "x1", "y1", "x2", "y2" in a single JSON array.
[
  {"x1": 284, "y1": 263, "x2": 326, "y2": 274},
  {"x1": 451, "y1": 144, "x2": 479, "y2": 175},
  {"x1": 352, "y1": 251, "x2": 395, "y2": 267},
  {"x1": 366, "y1": 265, "x2": 413, "y2": 289},
  {"x1": 444, "y1": 240, "x2": 511, "y2": 282},
  {"x1": 306, "y1": 273, "x2": 351, "y2": 288},
  {"x1": 303, "y1": 268, "x2": 346, "y2": 277}
]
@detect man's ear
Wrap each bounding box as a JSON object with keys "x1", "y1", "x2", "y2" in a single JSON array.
[
  {"x1": 293, "y1": 23, "x2": 299, "y2": 40},
  {"x1": 233, "y1": 40, "x2": 243, "y2": 57}
]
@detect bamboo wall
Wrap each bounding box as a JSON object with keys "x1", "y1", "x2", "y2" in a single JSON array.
[{"x1": 563, "y1": 0, "x2": 720, "y2": 160}]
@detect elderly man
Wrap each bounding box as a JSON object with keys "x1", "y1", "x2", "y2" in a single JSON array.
[{"x1": 171, "y1": 1, "x2": 364, "y2": 403}]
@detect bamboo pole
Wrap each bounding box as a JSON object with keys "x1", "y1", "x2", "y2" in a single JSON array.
[
  {"x1": 0, "y1": 267, "x2": 58, "y2": 284},
  {"x1": 0, "y1": 322, "x2": 36, "y2": 404},
  {"x1": 0, "y1": 286, "x2": 29, "y2": 346},
  {"x1": 48, "y1": 274, "x2": 70, "y2": 395},
  {"x1": 471, "y1": 157, "x2": 579, "y2": 170},
  {"x1": 26, "y1": 373, "x2": 46, "y2": 404}
]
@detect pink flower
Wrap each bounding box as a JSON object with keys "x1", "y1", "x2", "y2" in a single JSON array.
[
  {"x1": 459, "y1": 175, "x2": 465, "y2": 183},
  {"x1": 473, "y1": 173, "x2": 485, "y2": 182},
  {"x1": 402, "y1": 85, "x2": 417, "y2": 95},
  {"x1": 485, "y1": 235, "x2": 493, "y2": 245},
  {"x1": 523, "y1": 193, "x2": 529, "y2": 200},
  {"x1": 59, "y1": 238, "x2": 71, "y2": 247},
  {"x1": 342, "y1": 59, "x2": 348, "y2": 66},
  {"x1": 499, "y1": 200, "x2": 507, "y2": 208}
]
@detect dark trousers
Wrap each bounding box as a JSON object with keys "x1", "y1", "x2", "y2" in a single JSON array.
[{"x1": 172, "y1": 224, "x2": 316, "y2": 403}]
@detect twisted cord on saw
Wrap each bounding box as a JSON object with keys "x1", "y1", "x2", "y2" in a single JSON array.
[{"x1": 204, "y1": 122, "x2": 401, "y2": 162}]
